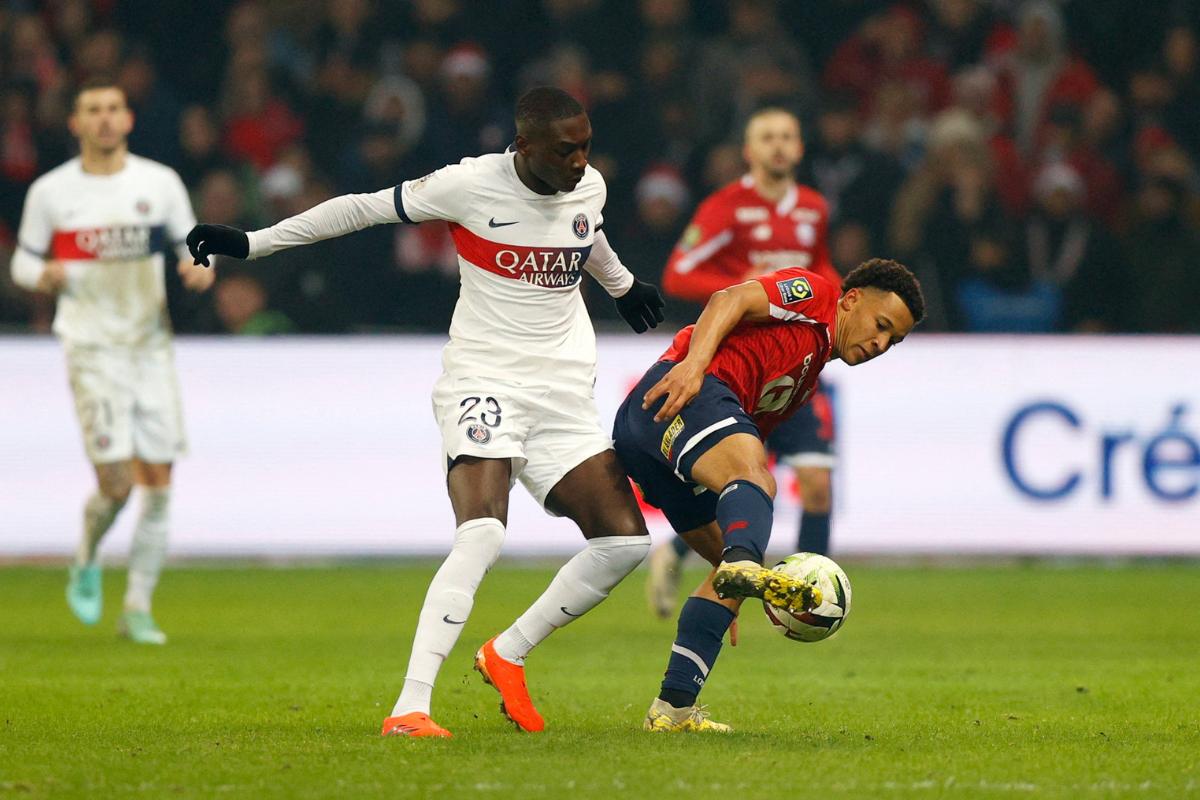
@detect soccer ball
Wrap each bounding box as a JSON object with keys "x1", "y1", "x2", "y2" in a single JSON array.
[{"x1": 763, "y1": 553, "x2": 852, "y2": 642}]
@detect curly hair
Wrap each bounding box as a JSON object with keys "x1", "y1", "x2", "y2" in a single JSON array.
[{"x1": 841, "y1": 258, "x2": 926, "y2": 324}]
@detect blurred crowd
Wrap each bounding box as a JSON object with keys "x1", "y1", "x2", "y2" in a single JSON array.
[{"x1": 1, "y1": 0, "x2": 1198, "y2": 334}]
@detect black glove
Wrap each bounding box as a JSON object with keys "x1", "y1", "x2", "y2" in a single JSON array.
[
  {"x1": 614, "y1": 278, "x2": 666, "y2": 334},
  {"x1": 186, "y1": 223, "x2": 249, "y2": 266}
]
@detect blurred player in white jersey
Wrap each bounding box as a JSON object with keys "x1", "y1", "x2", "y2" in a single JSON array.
[
  {"x1": 188, "y1": 87, "x2": 665, "y2": 737},
  {"x1": 11, "y1": 77, "x2": 214, "y2": 644}
]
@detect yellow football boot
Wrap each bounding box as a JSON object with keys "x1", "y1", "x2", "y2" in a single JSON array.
[
  {"x1": 712, "y1": 560, "x2": 822, "y2": 613},
  {"x1": 643, "y1": 698, "x2": 732, "y2": 733}
]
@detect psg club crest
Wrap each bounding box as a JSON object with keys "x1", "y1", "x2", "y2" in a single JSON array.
[
  {"x1": 135, "y1": 199, "x2": 151, "y2": 215},
  {"x1": 467, "y1": 424, "x2": 491, "y2": 445},
  {"x1": 572, "y1": 213, "x2": 589, "y2": 240}
]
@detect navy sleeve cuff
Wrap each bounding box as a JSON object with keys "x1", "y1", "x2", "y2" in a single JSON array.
[{"x1": 394, "y1": 184, "x2": 414, "y2": 224}]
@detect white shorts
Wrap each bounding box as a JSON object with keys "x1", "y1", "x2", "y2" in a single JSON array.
[
  {"x1": 431, "y1": 373, "x2": 613, "y2": 508},
  {"x1": 64, "y1": 340, "x2": 187, "y2": 464}
]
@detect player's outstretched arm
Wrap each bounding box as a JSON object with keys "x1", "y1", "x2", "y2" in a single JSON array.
[
  {"x1": 643, "y1": 280, "x2": 770, "y2": 422},
  {"x1": 186, "y1": 188, "x2": 401, "y2": 266},
  {"x1": 585, "y1": 230, "x2": 665, "y2": 333}
]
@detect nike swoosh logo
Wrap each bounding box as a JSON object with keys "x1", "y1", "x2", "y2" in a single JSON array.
[
  {"x1": 560, "y1": 607, "x2": 583, "y2": 618},
  {"x1": 488, "y1": 218, "x2": 518, "y2": 228},
  {"x1": 443, "y1": 615, "x2": 467, "y2": 625}
]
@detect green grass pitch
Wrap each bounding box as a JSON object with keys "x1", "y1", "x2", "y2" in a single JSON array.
[{"x1": 2, "y1": 561, "x2": 1198, "y2": 798}]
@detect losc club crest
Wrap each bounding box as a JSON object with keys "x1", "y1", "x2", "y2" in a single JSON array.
[
  {"x1": 466, "y1": 423, "x2": 491, "y2": 445},
  {"x1": 135, "y1": 199, "x2": 151, "y2": 215},
  {"x1": 572, "y1": 213, "x2": 589, "y2": 239}
]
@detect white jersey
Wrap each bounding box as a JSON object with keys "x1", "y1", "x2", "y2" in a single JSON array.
[
  {"x1": 399, "y1": 153, "x2": 608, "y2": 388},
  {"x1": 15, "y1": 154, "x2": 196, "y2": 346},
  {"x1": 246, "y1": 150, "x2": 635, "y2": 390}
]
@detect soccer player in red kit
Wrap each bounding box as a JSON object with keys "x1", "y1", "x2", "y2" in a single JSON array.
[
  {"x1": 648, "y1": 107, "x2": 843, "y2": 618},
  {"x1": 613, "y1": 259, "x2": 924, "y2": 731}
]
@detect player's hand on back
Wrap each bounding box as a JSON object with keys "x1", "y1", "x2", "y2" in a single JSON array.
[
  {"x1": 186, "y1": 223, "x2": 249, "y2": 266},
  {"x1": 642, "y1": 359, "x2": 705, "y2": 423},
  {"x1": 615, "y1": 278, "x2": 665, "y2": 334},
  {"x1": 177, "y1": 259, "x2": 216, "y2": 292}
]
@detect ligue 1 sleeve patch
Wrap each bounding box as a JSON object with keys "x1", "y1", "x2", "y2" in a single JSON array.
[{"x1": 776, "y1": 276, "x2": 813, "y2": 305}]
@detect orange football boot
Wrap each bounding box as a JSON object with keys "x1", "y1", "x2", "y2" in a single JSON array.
[
  {"x1": 474, "y1": 637, "x2": 545, "y2": 732},
  {"x1": 380, "y1": 712, "x2": 452, "y2": 738}
]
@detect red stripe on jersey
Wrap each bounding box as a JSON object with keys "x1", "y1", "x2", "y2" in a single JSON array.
[
  {"x1": 50, "y1": 226, "x2": 166, "y2": 261},
  {"x1": 447, "y1": 223, "x2": 590, "y2": 288}
]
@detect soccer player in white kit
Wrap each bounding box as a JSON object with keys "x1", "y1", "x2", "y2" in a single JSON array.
[
  {"x1": 10, "y1": 78, "x2": 214, "y2": 644},
  {"x1": 188, "y1": 87, "x2": 665, "y2": 737}
]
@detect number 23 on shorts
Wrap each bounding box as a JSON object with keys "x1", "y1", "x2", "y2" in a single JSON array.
[{"x1": 458, "y1": 395, "x2": 503, "y2": 444}]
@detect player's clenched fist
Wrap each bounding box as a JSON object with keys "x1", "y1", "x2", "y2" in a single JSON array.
[
  {"x1": 37, "y1": 260, "x2": 67, "y2": 294},
  {"x1": 177, "y1": 260, "x2": 216, "y2": 292},
  {"x1": 186, "y1": 223, "x2": 249, "y2": 266}
]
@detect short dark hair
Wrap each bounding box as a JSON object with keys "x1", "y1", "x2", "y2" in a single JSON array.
[
  {"x1": 744, "y1": 106, "x2": 801, "y2": 137},
  {"x1": 73, "y1": 75, "x2": 124, "y2": 108},
  {"x1": 842, "y1": 258, "x2": 926, "y2": 324},
  {"x1": 515, "y1": 86, "x2": 584, "y2": 135}
]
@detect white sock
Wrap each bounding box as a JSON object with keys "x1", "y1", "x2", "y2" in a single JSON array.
[
  {"x1": 124, "y1": 486, "x2": 170, "y2": 613},
  {"x1": 493, "y1": 535, "x2": 650, "y2": 664},
  {"x1": 391, "y1": 517, "x2": 505, "y2": 717},
  {"x1": 76, "y1": 491, "x2": 126, "y2": 567}
]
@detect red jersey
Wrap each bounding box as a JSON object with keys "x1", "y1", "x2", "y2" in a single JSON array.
[
  {"x1": 661, "y1": 268, "x2": 838, "y2": 437},
  {"x1": 662, "y1": 176, "x2": 839, "y2": 304}
]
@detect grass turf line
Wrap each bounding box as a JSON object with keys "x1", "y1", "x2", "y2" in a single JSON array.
[{"x1": 1, "y1": 563, "x2": 1198, "y2": 799}]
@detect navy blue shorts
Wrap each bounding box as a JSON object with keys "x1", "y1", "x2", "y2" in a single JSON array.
[
  {"x1": 612, "y1": 361, "x2": 760, "y2": 533},
  {"x1": 766, "y1": 384, "x2": 836, "y2": 467}
]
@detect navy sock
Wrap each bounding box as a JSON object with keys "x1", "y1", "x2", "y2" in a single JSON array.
[
  {"x1": 717, "y1": 481, "x2": 774, "y2": 564},
  {"x1": 670, "y1": 535, "x2": 690, "y2": 560},
  {"x1": 798, "y1": 510, "x2": 831, "y2": 555},
  {"x1": 658, "y1": 596, "x2": 736, "y2": 707}
]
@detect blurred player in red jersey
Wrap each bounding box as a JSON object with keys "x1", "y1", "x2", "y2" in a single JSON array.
[
  {"x1": 649, "y1": 107, "x2": 842, "y2": 619},
  {"x1": 614, "y1": 259, "x2": 924, "y2": 731}
]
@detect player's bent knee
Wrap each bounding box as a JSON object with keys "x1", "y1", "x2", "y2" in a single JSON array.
[
  {"x1": 731, "y1": 467, "x2": 776, "y2": 500},
  {"x1": 453, "y1": 517, "x2": 506, "y2": 569},
  {"x1": 95, "y1": 463, "x2": 134, "y2": 503},
  {"x1": 602, "y1": 509, "x2": 650, "y2": 539},
  {"x1": 104, "y1": 484, "x2": 133, "y2": 505},
  {"x1": 795, "y1": 468, "x2": 831, "y2": 511},
  {"x1": 595, "y1": 534, "x2": 651, "y2": 574}
]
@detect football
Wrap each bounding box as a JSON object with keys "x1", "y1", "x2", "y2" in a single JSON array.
[{"x1": 763, "y1": 553, "x2": 853, "y2": 642}]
